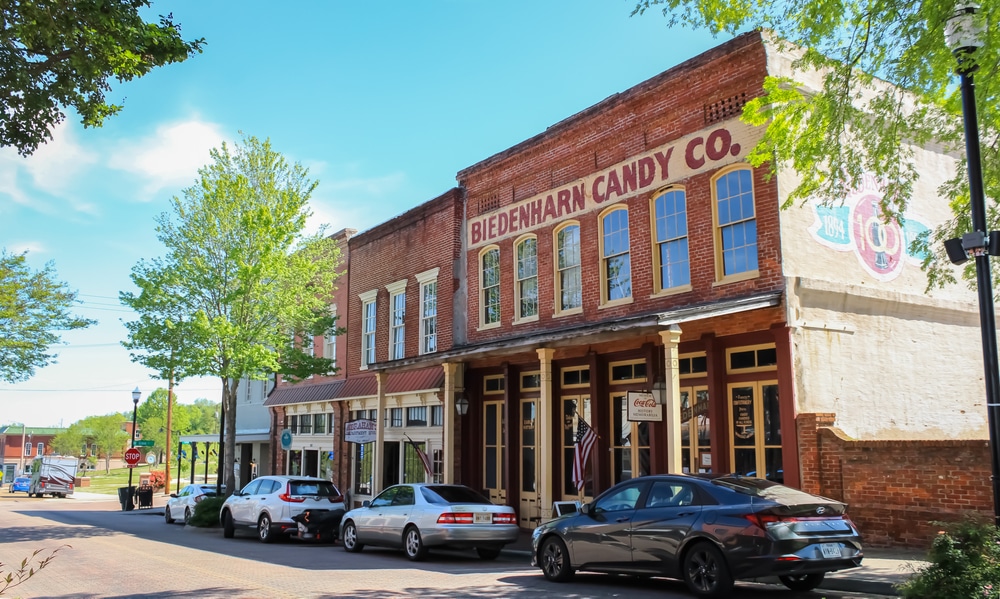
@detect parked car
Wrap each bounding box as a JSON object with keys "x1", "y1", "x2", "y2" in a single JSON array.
[
  {"x1": 220, "y1": 475, "x2": 345, "y2": 543},
  {"x1": 8, "y1": 476, "x2": 30, "y2": 494},
  {"x1": 165, "y1": 484, "x2": 220, "y2": 525},
  {"x1": 339, "y1": 483, "x2": 519, "y2": 561},
  {"x1": 531, "y1": 473, "x2": 863, "y2": 598}
]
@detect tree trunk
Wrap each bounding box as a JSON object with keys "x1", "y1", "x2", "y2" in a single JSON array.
[{"x1": 222, "y1": 377, "x2": 240, "y2": 496}]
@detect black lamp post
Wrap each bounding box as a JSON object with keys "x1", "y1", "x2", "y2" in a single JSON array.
[
  {"x1": 943, "y1": 2, "x2": 1000, "y2": 527},
  {"x1": 127, "y1": 387, "x2": 141, "y2": 507}
]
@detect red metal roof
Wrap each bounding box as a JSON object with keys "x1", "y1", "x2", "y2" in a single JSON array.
[
  {"x1": 385, "y1": 367, "x2": 444, "y2": 394},
  {"x1": 337, "y1": 375, "x2": 378, "y2": 399},
  {"x1": 264, "y1": 380, "x2": 345, "y2": 407}
]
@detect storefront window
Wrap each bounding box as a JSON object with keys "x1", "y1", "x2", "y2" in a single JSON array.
[{"x1": 353, "y1": 442, "x2": 373, "y2": 496}]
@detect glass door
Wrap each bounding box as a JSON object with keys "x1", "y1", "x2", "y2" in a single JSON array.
[
  {"x1": 519, "y1": 399, "x2": 537, "y2": 527},
  {"x1": 483, "y1": 400, "x2": 505, "y2": 504},
  {"x1": 610, "y1": 393, "x2": 650, "y2": 484},
  {"x1": 680, "y1": 386, "x2": 711, "y2": 473},
  {"x1": 562, "y1": 395, "x2": 592, "y2": 498},
  {"x1": 729, "y1": 381, "x2": 782, "y2": 482}
]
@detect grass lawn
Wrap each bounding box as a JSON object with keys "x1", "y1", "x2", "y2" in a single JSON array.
[{"x1": 81, "y1": 465, "x2": 218, "y2": 495}]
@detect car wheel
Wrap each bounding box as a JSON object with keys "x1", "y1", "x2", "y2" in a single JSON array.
[
  {"x1": 258, "y1": 514, "x2": 274, "y2": 544},
  {"x1": 184, "y1": 508, "x2": 192, "y2": 525},
  {"x1": 342, "y1": 521, "x2": 364, "y2": 553},
  {"x1": 779, "y1": 572, "x2": 825, "y2": 591},
  {"x1": 403, "y1": 526, "x2": 428, "y2": 561},
  {"x1": 539, "y1": 536, "x2": 575, "y2": 582},
  {"x1": 682, "y1": 541, "x2": 733, "y2": 598},
  {"x1": 164, "y1": 506, "x2": 174, "y2": 524},
  {"x1": 476, "y1": 546, "x2": 502, "y2": 560},
  {"x1": 222, "y1": 510, "x2": 235, "y2": 538}
]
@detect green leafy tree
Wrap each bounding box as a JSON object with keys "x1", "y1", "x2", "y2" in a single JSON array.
[
  {"x1": 135, "y1": 388, "x2": 191, "y2": 462},
  {"x1": 632, "y1": 0, "x2": 998, "y2": 291},
  {"x1": 77, "y1": 414, "x2": 129, "y2": 473},
  {"x1": 121, "y1": 134, "x2": 342, "y2": 496},
  {"x1": 49, "y1": 423, "x2": 85, "y2": 458},
  {"x1": 0, "y1": 250, "x2": 95, "y2": 383},
  {"x1": 180, "y1": 399, "x2": 221, "y2": 435},
  {"x1": 0, "y1": 0, "x2": 204, "y2": 156}
]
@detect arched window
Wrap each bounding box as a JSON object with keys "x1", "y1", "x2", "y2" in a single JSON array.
[
  {"x1": 555, "y1": 223, "x2": 582, "y2": 313},
  {"x1": 480, "y1": 246, "x2": 501, "y2": 327},
  {"x1": 714, "y1": 167, "x2": 758, "y2": 279},
  {"x1": 652, "y1": 188, "x2": 690, "y2": 291},
  {"x1": 600, "y1": 208, "x2": 631, "y2": 303},
  {"x1": 515, "y1": 236, "x2": 538, "y2": 321}
]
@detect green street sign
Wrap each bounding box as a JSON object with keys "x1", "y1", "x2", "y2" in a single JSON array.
[{"x1": 134, "y1": 440, "x2": 155, "y2": 447}]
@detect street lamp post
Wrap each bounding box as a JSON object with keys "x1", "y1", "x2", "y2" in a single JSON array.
[
  {"x1": 944, "y1": 2, "x2": 1000, "y2": 527},
  {"x1": 127, "y1": 387, "x2": 141, "y2": 508}
]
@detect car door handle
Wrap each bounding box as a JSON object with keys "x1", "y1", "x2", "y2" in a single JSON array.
[
  {"x1": 615, "y1": 517, "x2": 630, "y2": 523},
  {"x1": 676, "y1": 511, "x2": 696, "y2": 517}
]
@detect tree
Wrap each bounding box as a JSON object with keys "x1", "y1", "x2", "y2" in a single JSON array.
[
  {"x1": 121, "y1": 134, "x2": 342, "y2": 496},
  {"x1": 135, "y1": 388, "x2": 191, "y2": 462},
  {"x1": 0, "y1": 249, "x2": 95, "y2": 383},
  {"x1": 632, "y1": 0, "x2": 998, "y2": 290},
  {"x1": 49, "y1": 423, "x2": 85, "y2": 458},
  {"x1": 1, "y1": 1, "x2": 204, "y2": 156},
  {"x1": 77, "y1": 414, "x2": 129, "y2": 473}
]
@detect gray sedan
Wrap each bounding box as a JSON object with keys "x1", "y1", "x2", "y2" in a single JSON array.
[{"x1": 339, "y1": 483, "x2": 519, "y2": 561}]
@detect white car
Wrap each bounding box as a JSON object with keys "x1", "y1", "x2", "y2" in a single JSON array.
[
  {"x1": 339, "y1": 483, "x2": 519, "y2": 561},
  {"x1": 220, "y1": 475, "x2": 346, "y2": 543},
  {"x1": 165, "y1": 484, "x2": 220, "y2": 525}
]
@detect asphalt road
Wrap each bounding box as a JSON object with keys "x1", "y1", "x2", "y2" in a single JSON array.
[{"x1": 0, "y1": 493, "x2": 887, "y2": 599}]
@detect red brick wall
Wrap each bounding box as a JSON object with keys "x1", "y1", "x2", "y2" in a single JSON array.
[
  {"x1": 345, "y1": 189, "x2": 463, "y2": 374},
  {"x1": 459, "y1": 32, "x2": 783, "y2": 347},
  {"x1": 799, "y1": 413, "x2": 993, "y2": 549}
]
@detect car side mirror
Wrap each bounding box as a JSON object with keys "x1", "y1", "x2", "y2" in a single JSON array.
[
  {"x1": 362, "y1": 500, "x2": 371, "y2": 508},
  {"x1": 170, "y1": 493, "x2": 178, "y2": 498},
  {"x1": 580, "y1": 503, "x2": 591, "y2": 516}
]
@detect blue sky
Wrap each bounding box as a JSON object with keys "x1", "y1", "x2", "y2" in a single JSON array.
[{"x1": 0, "y1": 1, "x2": 725, "y2": 427}]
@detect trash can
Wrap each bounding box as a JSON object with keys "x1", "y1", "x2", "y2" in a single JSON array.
[
  {"x1": 118, "y1": 486, "x2": 135, "y2": 511},
  {"x1": 136, "y1": 485, "x2": 153, "y2": 509}
]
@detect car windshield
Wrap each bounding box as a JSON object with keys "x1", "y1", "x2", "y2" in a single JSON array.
[
  {"x1": 712, "y1": 476, "x2": 835, "y2": 504},
  {"x1": 421, "y1": 485, "x2": 491, "y2": 505},
  {"x1": 289, "y1": 480, "x2": 340, "y2": 497}
]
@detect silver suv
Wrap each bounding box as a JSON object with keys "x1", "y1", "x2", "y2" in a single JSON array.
[{"x1": 220, "y1": 475, "x2": 346, "y2": 543}]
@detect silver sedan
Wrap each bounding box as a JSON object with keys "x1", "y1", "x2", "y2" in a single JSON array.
[{"x1": 339, "y1": 483, "x2": 519, "y2": 561}]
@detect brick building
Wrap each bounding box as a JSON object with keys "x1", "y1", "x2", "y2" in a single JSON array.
[{"x1": 266, "y1": 31, "x2": 988, "y2": 546}]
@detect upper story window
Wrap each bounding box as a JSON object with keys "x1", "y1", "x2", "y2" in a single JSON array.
[
  {"x1": 653, "y1": 188, "x2": 690, "y2": 292},
  {"x1": 386, "y1": 280, "x2": 407, "y2": 361},
  {"x1": 515, "y1": 236, "x2": 538, "y2": 322},
  {"x1": 416, "y1": 268, "x2": 439, "y2": 355},
  {"x1": 480, "y1": 246, "x2": 501, "y2": 328},
  {"x1": 714, "y1": 167, "x2": 758, "y2": 280},
  {"x1": 313, "y1": 413, "x2": 327, "y2": 435},
  {"x1": 387, "y1": 407, "x2": 403, "y2": 428},
  {"x1": 23, "y1": 442, "x2": 31, "y2": 457},
  {"x1": 359, "y1": 289, "x2": 378, "y2": 368},
  {"x1": 600, "y1": 207, "x2": 632, "y2": 304},
  {"x1": 407, "y1": 406, "x2": 427, "y2": 427},
  {"x1": 324, "y1": 304, "x2": 337, "y2": 367},
  {"x1": 555, "y1": 223, "x2": 582, "y2": 314},
  {"x1": 37, "y1": 442, "x2": 44, "y2": 456},
  {"x1": 431, "y1": 404, "x2": 443, "y2": 426}
]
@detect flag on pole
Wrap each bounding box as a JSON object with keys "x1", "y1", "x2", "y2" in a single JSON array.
[
  {"x1": 405, "y1": 435, "x2": 433, "y2": 479},
  {"x1": 572, "y1": 417, "x2": 597, "y2": 491}
]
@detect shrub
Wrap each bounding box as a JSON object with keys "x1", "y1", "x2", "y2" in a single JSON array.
[
  {"x1": 189, "y1": 496, "x2": 225, "y2": 527},
  {"x1": 898, "y1": 516, "x2": 1000, "y2": 598},
  {"x1": 147, "y1": 470, "x2": 166, "y2": 490}
]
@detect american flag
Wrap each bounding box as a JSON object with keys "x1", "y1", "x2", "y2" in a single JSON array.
[
  {"x1": 572, "y1": 417, "x2": 597, "y2": 491},
  {"x1": 405, "y1": 435, "x2": 433, "y2": 479}
]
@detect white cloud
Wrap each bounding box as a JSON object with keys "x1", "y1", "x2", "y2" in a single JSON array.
[
  {"x1": 7, "y1": 241, "x2": 46, "y2": 256},
  {"x1": 107, "y1": 119, "x2": 227, "y2": 199},
  {"x1": 24, "y1": 121, "x2": 98, "y2": 197}
]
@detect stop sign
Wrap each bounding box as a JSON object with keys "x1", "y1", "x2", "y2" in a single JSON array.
[{"x1": 124, "y1": 447, "x2": 142, "y2": 467}]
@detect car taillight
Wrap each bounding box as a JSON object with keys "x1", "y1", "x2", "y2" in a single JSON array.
[
  {"x1": 437, "y1": 513, "x2": 474, "y2": 524},
  {"x1": 194, "y1": 495, "x2": 204, "y2": 503},
  {"x1": 329, "y1": 495, "x2": 344, "y2": 503},
  {"x1": 279, "y1": 483, "x2": 305, "y2": 503},
  {"x1": 492, "y1": 513, "x2": 516, "y2": 524},
  {"x1": 745, "y1": 513, "x2": 797, "y2": 529}
]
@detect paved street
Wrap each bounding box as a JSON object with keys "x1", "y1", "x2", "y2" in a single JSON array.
[{"x1": 0, "y1": 493, "x2": 890, "y2": 599}]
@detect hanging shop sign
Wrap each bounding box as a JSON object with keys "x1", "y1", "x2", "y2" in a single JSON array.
[
  {"x1": 345, "y1": 419, "x2": 377, "y2": 444},
  {"x1": 627, "y1": 390, "x2": 662, "y2": 422}
]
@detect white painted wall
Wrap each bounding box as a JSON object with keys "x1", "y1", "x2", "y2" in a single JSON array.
[{"x1": 765, "y1": 39, "x2": 988, "y2": 440}]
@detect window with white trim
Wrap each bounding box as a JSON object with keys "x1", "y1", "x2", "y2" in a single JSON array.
[
  {"x1": 600, "y1": 207, "x2": 632, "y2": 303},
  {"x1": 324, "y1": 304, "x2": 337, "y2": 367},
  {"x1": 714, "y1": 167, "x2": 758, "y2": 279},
  {"x1": 515, "y1": 236, "x2": 538, "y2": 321},
  {"x1": 387, "y1": 280, "x2": 407, "y2": 361},
  {"x1": 416, "y1": 268, "x2": 439, "y2": 355},
  {"x1": 359, "y1": 290, "x2": 378, "y2": 368},
  {"x1": 481, "y1": 246, "x2": 501, "y2": 327},
  {"x1": 652, "y1": 187, "x2": 690, "y2": 291},
  {"x1": 555, "y1": 223, "x2": 582, "y2": 313}
]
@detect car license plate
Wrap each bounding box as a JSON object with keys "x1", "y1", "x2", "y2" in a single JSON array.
[
  {"x1": 820, "y1": 543, "x2": 841, "y2": 558},
  {"x1": 474, "y1": 513, "x2": 492, "y2": 524}
]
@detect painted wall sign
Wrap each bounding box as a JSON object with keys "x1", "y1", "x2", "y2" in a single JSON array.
[
  {"x1": 808, "y1": 174, "x2": 930, "y2": 281},
  {"x1": 344, "y1": 419, "x2": 377, "y2": 444},
  {"x1": 626, "y1": 390, "x2": 663, "y2": 422},
  {"x1": 467, "y1": 118, "x2": 763, "y2": 249}
]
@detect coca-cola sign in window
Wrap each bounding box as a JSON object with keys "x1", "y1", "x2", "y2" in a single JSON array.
[{"x1": 627, "y1": 390, "x2": 662, "y2": 422}]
